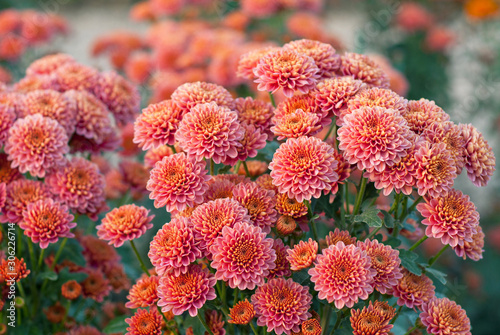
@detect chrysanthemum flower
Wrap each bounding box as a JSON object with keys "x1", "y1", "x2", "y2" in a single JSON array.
[
  {"x1": 309, "y1": 242, "x2": 376, "y2": 309},
  {"x1": 46, "y1": 157, "x2": 107, "y2": 220},
  {"x1": 460, "y1": 123, "x2": 496, "y2": 187},
  {"x1": 12, "y1": 75, "x2": 56, "y2": 93},
  {"x1": 301, "y1": 318, "x2": 322, "y2": 335},
  {"x1": 276, "y1": 192, "x2": 308, "y2": 218},
  {"x1": 171, "y1": 81, "x2": 235, "y2": 114},
  {"x1": 255, "y1": 173, "x2": 278, "y2": 192},
  {"x1": 241, "y1": 0, "x2": 279, "y2": 18},
  {"x1": 340, "y1": 53, "x2": 390, "y2": 88},
  {"x1": 232, "y1": 182, "x2": 277, "y2": 233},
  {"x1": 402, "y1": 99, "x2": 449, "y2": 135},
  {"x1": 272, "y1": 108, "x2": 322, "y2": 140},
  {"x1": 44, "y1": 301, "x2": 66, "y2": 323},
  {"x1": 204, "y1": 179, "x2": 236, "y2": 202},
  {"x1": 80, "y1": 234, "x2": 120, "y2": 269},
  {"x1": 276, "y1": 93, "x2": 328, "y2": 124},
  {"x1": 144, "y1": 145, "x2": 175, "y2": 169},
  {"x1": 268, "y1": 238, "x2": 292, "y2": 278},
  {"x1": 0, "y1": 153, "x2": 22, "y2": 184},
  {"x1": 133, "y1": 99, "x2": 183, "y2": 150},
  {"x1": 1, "y1": 179, "x2": 51, "y2": 224},
  {"x1": 68, "y1": 325, "x2": 102, "y2": 335},
  {"x1": 270, "y1": 136, "x2": 339, "y2": 202},
  {"x1": 229, "y1": 299, "x2": 255, "y2": 325},
  {"x1": 314, "y1": 76, "x2": 365, "y2": 119},
  {"x1": 452, "y1": 224, "x2": 484, "y2": 261},
  {"x1": 157, "y1": 264, "x2": 216, "y2": 317},
  {"x1": 103, "y1": 262, "x2": 130, "y2": 292},
  {"x1": 357, "y1": 239, "x2": 403, "y2": 294},
  {"x1": 392, "y1": 268, "x2": 435, "y2": 309},
  {"x1": 96, "y1": 204, "x2": 154, "y2": 247},
  {"x1": 0, "y1": 104, "x2": 15, "y2": 148},
  {"x1": 350, "y1": 301, "x2": 395, "y2": 335},
  {"x1": 237, "y1": 46, "x2": 279, "y2": 80},
  {"x1": 420, "y1": 297, "x2": 471, "y2": 335},
  {"x1": 124, "y1": 51, "x2": 153, "y2": 84},
  {"x1": 328, "y1": 148, "x2": 352, "y2": 196},
  {"x1": 61, "y1": 280, "x2": 82, "y2": 300},
  {"x1": 0, "y1": 257, "x2": 30, "y2": 282},
  {"x1": 284, "y1": 39, "x2": 340, "y2": 78},
  {"x1": 253, "y1": 48, "x2": 320, "y2": 98},
  {"x1": 203, "y1": 310, "x2": 225, "y2": 335},
  {"x1": 126, "y1": 308, "x2": 163, "y2": 335},
  {"x1": 223, "y1": 122, "x2": 268, "y2": 166},
  {"x1": 276, "y1": 215, "x2": 297, "y2": 236},
  {"x1": 26, "y1": 53, "x2": 76, "y2": 76},
  {"x1": 147, "y1": 153, "x2": 210, "y2": 212},
  {"x1": 191, "y1": 198, "x2": 251, "y2": 254},
  {"x1": 235, "y1": 160, "x2": 268, "y2": 177},
  {"x1": 210, "y1": 222, "x2": 276, "y2": 290},
  {"x1": 324, "y1": 228, "x2": 357, "y2": 247},
  {"x1": 414, "y1": 141, "x2": 457, "y2": 198},
  {"x1": 64, "y1": 90, "x2": 113, "y2": 145},
  {"x1": 18, "y1": 89, "x2": 77, "y2": 135},
  {"x1": 5, "y1": 114, "x2": 68, "y2": 178},
  {"x1": 53, "y1": 62, "x2": 100, "y2": 92},
  {"x1": 234, "y1": 96, "x2": 274, "y2": 137},
  {"x1": 19, "y1": 198, "x2": 75, "y2": 249},
  {"x1": 148, "y1": 217, "x2": 203, "y2": 276},
  {"x1": 126, "y1": 274, "x2": 160, "y2": 308},
  {"x1": 287, "y1": 238, "x2": 318, "y2": 271},
  {"x1": 338, "y1": 106, "x2": 412, "y2": 172},
  {"x1": 0, "y1": 182, "x2": 5, "y2": 209},
  {"x1": 417, "y1": 189, "x2": 479, "y2": 247},
  {"x1": 252, "y1": 277, "x2": 312, "y2": 335},
  {"x1": 69, "y1": 131, "x2": 120, "y2": 155},
  {"x1": 81, "y1": 269, "x2": 111, "y2": 302}
]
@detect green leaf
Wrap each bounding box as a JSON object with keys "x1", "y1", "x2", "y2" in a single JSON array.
[
  {"x1": 381, "y1": 210, "x2": 395, "y2": 228},
  {"x1": 38, "y1": 271, "x2": 57, "y2": 281},
  {"x1": 353, "y1": 207, "x2": 382, "y2": 228},
  {"x1": 103, "y1": 315, "x2": 129, "y2": 334},
  {"x1": 292, "y1": 269, "x2": 310, "y2": 285},
  {"x1": 383, "y1": 236, "x2": 402, "y2": 248},
  {"x1": 399, "y1": 249, "x2": 422, "y2": 275},
  {"x1": 425, "y1": 267, "x2": 447, "y2": 285}
]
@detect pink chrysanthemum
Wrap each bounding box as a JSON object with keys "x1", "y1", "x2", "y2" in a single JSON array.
[
  {"x1": 96, "y1": 204, "x2": 154, "y2": 247},
  {"x1": 0, "y1": 104, "x2": 15, "y2": 148},
  {"x1": 309, "y1": 242, "x2": 376, "y2": 309},
  {"x1": 5, "y1": 114, "x2": 68, "y2": 178},
  {"x1": 287, "y1": 238, "x2": 318, "y2": 271},
  {"x1": 241, "y1": 0, "x2": 279, "y2": 18},
  {"x1": 340, "y1": 53, "x2": 390, "y2": 88},
  {"x1": 268, "y1": 238, "x2": 292, "y2": 278},
  {"x1": 272, "y1": 108, "x2": 322, "y2": 140},
  {"x1": 53, "y1": 62, "x2": 100, "y2": 92},
  {"x1": 0, "y1": 182, "x2": 5, "y2": 209},
  {"x1": 234, "y1": 96, "x2": 274, "y2": 137},
  {"x1": 81, "y1": 268, "x2": 111, "y2": 302},
  {"x1": 269, "y1": 136, "x2": 339, "y2": 203},
  {"x1": 125, "y1": 308, "x2": 163, "y2": 335},
  {"x1": 420, "y1": 297, "x2": 471, "y2": 335},
  {"x1": 314, "y1": 76, "x2": 365, "y2": 119},
  {"x1": 45, "y1": 157, "x2": 107, "y2": 220},
  {"x1": 17, "y1": 89, "x2": 77, "y2": 135},
  {"x1": 350, "y1": 301, "x2": 395, "y2": 335},
  {"x1": 64, "y1": 90, "x2": 113, "y2": 145},
  {"x1": 402, "y1": 99, "x2": 450, "y2": 135},
  {"x1": 175, "y1": 102, "x2": 244, "y2": 164},
  {"x1": 414, "y1": 141, "x2": 457, "y2": 198},
  {"x1": 392, "y1": 268, "x2": 435, "y2": 309},
  {"x1": 191, "y1": 198, "x2": 251, "y2": 254},
  {"x1": 205, "y1": 309, "x2": 226, "y2": 335},
  {"x1": 210, "y1": 221, "x2": 276, "y2": 290},
  {"x1": 0, "y1": 179, "x2": 51, "y2": 224},
  {"x1": 460, "y1": 123, "x2": 496, "y2": 187},
  {"x1": 232, "y1": 182, "x2": 277, "y2": 234},
  {"x1": 283, "y1": 39, "x2": 340, "y2": 78},
  {"x1": 67, "y1": 326, "x2": 101, "y2": 335},
  {"x1": 144, "y1": 145, "x2": 175, "y2": 169},
  {"x1": 204, "y1": 178, "x2": 237, "y2": 202},
  {"x1": 126, "y1": 274, "x2": 160, "y2": 309},
  {"x1": 19, "y1": 198, "x2": 75, "y2": 249},
  {"x1": 222, "y1": 123, "x2": 267, "y2": 166},
  {"x1": 148, "y1": 217, "x2": 203, "y2": 276},
  {"x1": 325, "y1": 228, "x2": 357, "y2": 247},
  {"x1": 13, "y1": 75, "x2": 56, "y2": 93},
  {"x1": 157, "y1": 263, "x2": 216, "y2": 317},
  {"x1": 452, "y1": 224, "x2": 484, "y2": 261},
  {"x1": 171, "y1": 81, "x2": 235, "y2": 114},
  {"x1": 274, "y1": 93, "x2": 329, "y2": 128},
  {"x1": 357, "y1": 239, "x2": 402, "y2": 294},
  {"x1": 253, "y1": 48, "x2": 320, "y2": 98},
  {"x1": 94, "y1": 71, "x2": 140, "y2": 126},
  {"x1": 252, "y1": 277, "x2": 312, "y2": 335},
  {"x1": 338, "y1": 106, "x2": 412, "y2": 173},
  {"x1": 417, "y1": 189, "x2": 479, "y2": 247},
  {"x1": 133, "y1": 99, "x2": 183, "y2": 150},
  {"x1": 275, "y1": 192, "x2": 308, "y2": 218},
  {"x1": 237, "y1": 46, "x2": 279, "y2": 80},
  {"x1": 25, "y1": 53, "x2": 76, "y2": 76},
  {"x1": 147, "y1": 153, "x2": 210, "y2": 212}
]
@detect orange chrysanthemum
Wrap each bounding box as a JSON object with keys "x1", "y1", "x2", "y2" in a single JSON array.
[
  {"x1": 44, "y1": 302, "x2": 66, "y2": 323},
  {"x1": 276, "y1": 215, "x2": 297, "y2": 236},
  {"x1": 0, "y1": 257, "x2": 30, "y2": 282},
  {"x1": 61, "y1": 280, "x2": 82, "y2": 300},
  {"x1": 287, "y1": 238, "x2": 318, "y2": 271},
  {"x1": 350, "y1": 301, "x2": 395, "y2": 335},
  {"x1": 420, "y1": 297, "x2": 471, "y2": 335},
  {"x1": 126, "y1": 308, "x2": 163, "y2": 335},
  {"x1": 301, "y1": 318, "x2": 322, "y2": 335},
  {"x1": 392, "y1": 268, "x2": 435, "y2": 309},
  {"x1": 229, "y1": 299, "x2": 255, "y2": 325},
  {"x1": 81, "y1": 269, "x2": 111, "y2": 302},
  {"x1": 276, "y1": 193, "x2": 308, "y2": 218},
  {"x1": 126, "y1": 274, "x2": 160, "y2": 309},
  {"x1": 325, "y1": 228, "x2": 357, "y2": 247}
]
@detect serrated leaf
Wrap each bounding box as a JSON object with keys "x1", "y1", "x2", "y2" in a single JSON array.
[
  {"x1": 103, "y1": 315, "x2": 128, "y2": 334},
  {"x1": 425, "y1": 267, "x2": 447, "y2": 285},
  {"x1": 384, "y1": 236, "x2": 402, "y2": 248},
  {"x1": 381, "y1": 210, "x2": 395, "y2": 228},
  {"x1": 399, "y1": 249, "x2": 422, "y2": 275},
  {"x1": 38, "y1": 271, "x2": 57, "y2": 281},
  {"x1": 353, "y1": 207, "x2": 382, "y2": 228}
]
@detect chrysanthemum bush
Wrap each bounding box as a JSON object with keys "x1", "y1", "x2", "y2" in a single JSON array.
[{"x1": 0, "y1": 37, "x2": 496, "y2": 335}]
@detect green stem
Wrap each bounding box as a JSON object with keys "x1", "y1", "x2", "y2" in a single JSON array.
[
  {"x1": 323, "y1": 123, "x2": 336, "y2": 141},
  {"x1": 399, "y1": 197, "x2": 408, "y2": 221},
  {"x1": 233, "y1": 288, "x2": 239, "y2": 307},
  {"x1": 321, "y1": 305, "x2": 332, "y2": 335},
  {"x1": 409, "y1": 235, "x2": 428, "y2": 251},
  {"x1": 352, "y1": 177, "x2": 368, "y2": 215},
  {"x1": 345, "y1": 182, "x2": 350, "y2": 215},
  {"x1": 130, "y1": 240, "x2": 150, "y2": 276},
  {"x1": 249, "y1": 322, "x2": 260, "y2": 335},
  {"x1": 268, "y1": 92, "x2": 276, "y2": 108},
  {"x1": 242, "y1": 161, "x2": 251, "y2": 178},
  {"x1": 62, "y1": 299, "x2": 71, "y2": 329},
  {"x1": 198, "y1": 311, "x2": 215, "y2": 335},
  {"x1": 390, "y1": 305, "x2": 403, "y2": 324},
  {"x1": 407, "y1": 196, "x2": 423, "y2": 214},
  {"x1": 365, "y1": 226, "x2": 381, "y2": 241},
  {"x1": 329, "y1": 311, "x2": 344, "y2": 335},
  {"x1": 17, "y1": 281, "x2": 30, "y2": 318},
  {"x1": 210, "y1": 159, "x2": 215, "y2": 176},
  {"x1": 234, "y1": 160, "x2": 242, "y2": 175},
  {"x1": 339, "y1": 184, "x2": 346, "y2": 230},
  {"x1": 428, "y1": 245, "x2": 450, "y2": 267},
  {"x1": 27, "y1": 240, "x2": 36, "y2": 271},
  {"x1": 403, "y1": 325, "x2": 418, "y2": 335},
  {"x1": 50, "y1": 237, "x2": 68, "y2": 271},
  {"x1": 168, "y1": 144, "x2": 177, "y2": 154},
  {"x1": 37, "y1": 248, "x2": 45, "y2": 270},
  {"x1": 388, "y1": 193, "x2": 401, "y2": 215},
  {"x1": 304, "y1": 200, "x2": 319, "y2": 242}
]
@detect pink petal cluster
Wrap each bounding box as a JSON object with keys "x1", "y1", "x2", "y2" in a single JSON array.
[
  {"x1": 392, "y1": 269, "x2": 435, "y2": 309},
  {"x1": 314, "y1": 76, "x2": 365, "y2": 118},
  {"x1": 232, "y1": 182, "x2": 277, "y2": 233},
  {"x1": 420, "y1": 297, "x2": 471, "y2": 335},
  {"x1": 171, "y1": 81, "x2": 235, "y2": 114},
  {"x1": 0, "y1": 104, "x2": 16, "y2": 147},
  {"x1": 283, "y1": 39, "x2": 340, "y2": 78},
  {"x1": 0, "y1": 179, "x2": 51, "y2": 224},
  {"x1": 461, "y1": 123, "x2": 496, "y2": 187},
  {"x1": 222, "y1": 123, "x2": 267, "y2": 166},
  {"x1": 340, "y1": 53, "x2": 390, "y2": 88}
]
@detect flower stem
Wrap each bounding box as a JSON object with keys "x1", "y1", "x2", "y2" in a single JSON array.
[
  {"x1": 50, "y1": 237, "x2": 68, "y2": 271},
  {"x1": 365, "y1": 226, "x2": 382, "y2": 241},
  {"x1": 37, "y1": 248, "x2": 45, "y2": 270},
  {"x1": 329, "y1": 310, "x2": 344, "y2": 335},
  {"x1": 234, "y1": 160, "x2": 242, "y2": 175},
  {"x1": 345, "y1": 182, "x2": 350, "y2": 215},
  {"x1": 403, "y1": 325, "x2": 418, "y2": 335},
  {"x1": 250, "y1": 322, "x2": 260, "y2": 335},
  {"x1": 321, "y1": 305, "x2": 332, "y2": 335},
  {"x1": 27, "y1": 240, "x2": 36, "y2": 271},
  {"x1": 323, "y1": 123, "x2": 336, "y2": 141},
  {"x1": 407, "y1": 196, "x2": 423, "y2": 214},
  {"x1": 304, "y1": 200, "x2": 319, "y2": 242},
  {"x1": 197, "y1": 311, "x2": 214, "y2": 335},
  {"x1": 130, "y1": 240, "x2": 150, "y2": 276},
  {"x1": 242, "y1": 161, "x2": 251, "y2": 178},
  {"x1": 168, "y1": 144, "x2": 177, "y2": 154},
  {"x1": 409, "y1": 235, "x2": 428, "y2": 251},
  {"x1": 428, "y1": 245, "x2": 450, "y2": 267},
  {"x1": 268, "y1": 92, "x2": 276, "y2": 108},
  {"x1": 390, "y1": 305, "x2": 403, "y2": 324},
  {"x1": 352, "y1": 177, "x2": 367, "y2": 216},
  {"x1": 233, "y1": 287, "x2": 239, "y2": 306},
  {"x1": 339, "y1": 184, "x2": 346, "y2": 230},
  {"x1": 210, "y1": 159, "x2": 215, "y2": 176}
]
